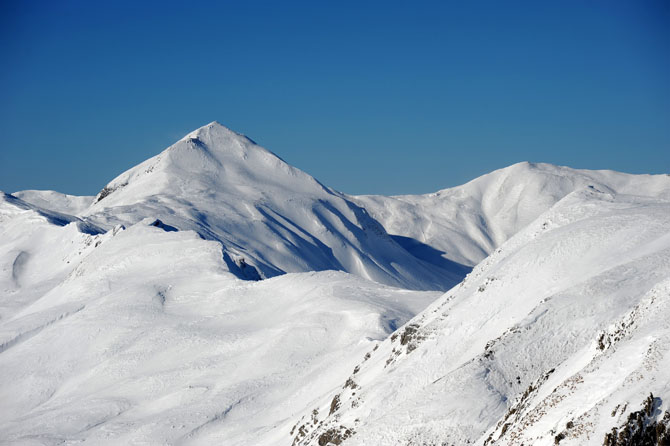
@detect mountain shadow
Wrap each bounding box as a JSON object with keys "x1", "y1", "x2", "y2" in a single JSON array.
[{"x1": 390, "y1": 234, "x2": 472, "y2": 278}]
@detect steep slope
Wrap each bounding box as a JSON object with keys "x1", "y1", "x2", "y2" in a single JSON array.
[
  {"x1": 0, "y1": 213, "x2": 441, "y2": 445},
  {"x1": 355, "y1": 162, "x2": 670, "y2": 267},
  {"x1": 291, "y1": 186, "x2": 670, "y2": 446},
  {"x1": 77, "y1": 122, "x2": 465, "y2": 290}
]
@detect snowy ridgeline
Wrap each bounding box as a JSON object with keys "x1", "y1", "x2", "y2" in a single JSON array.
[{"x1": 1, "y1": 122, "x2": 669, "y2": 445}]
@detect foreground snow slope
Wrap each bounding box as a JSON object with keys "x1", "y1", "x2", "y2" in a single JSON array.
[
  {"x1": 0, "y1": 202, "x2": 440, "y2": 445},
  {"x1": 355, "y1": 162, "x2": 670, "y2": 267},
  {"x1": 72, "y1": 122, "x2": 464, "y2": 291},
  {"x1": 291, "y1": 187, "x2": 670, "y2": 446}
]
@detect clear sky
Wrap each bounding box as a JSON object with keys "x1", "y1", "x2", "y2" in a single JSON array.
[{"x1": 1, "y1": 0, "x2": 668, "y2": 196}]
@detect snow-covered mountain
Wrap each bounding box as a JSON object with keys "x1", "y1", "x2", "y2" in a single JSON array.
[
  {"x1": 355, "y1": 162, "x2": 670, "y2": 267},
  {"x1": 2, "y1": 122, "x2": 669, "y2": 445},
  {"x1": 290, "y1": 187, "x2": 670, "y2": 445},
  {"x1": 0, "y1": 205, "x2": 439, "y2": 444},
  {"x1": 76, "y1": 122, "x2": 464, "y2": 290}
]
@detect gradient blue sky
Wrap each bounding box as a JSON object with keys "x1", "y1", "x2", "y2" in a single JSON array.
[{"x1": 1, "y1": 0, "x2": 668, "y2": 196}]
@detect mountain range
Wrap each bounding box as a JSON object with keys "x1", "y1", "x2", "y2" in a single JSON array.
[{"x1": 1, "y1": 122, "x2": 668, "y2": 445}]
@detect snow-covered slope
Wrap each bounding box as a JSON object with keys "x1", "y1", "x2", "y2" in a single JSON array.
[
  {"x1": 291, "y1": 186, "x2": 670, "y2": 445},
  {"x1": 13, "y1": 190, "x2": 94, "y2": 216},
  {"x1": 355, "y1": 162, "x2": 670, "y2": 266},
  {"x1": 0, "y1": 202, "x2": 441, "y2": 445},
  {"x1": 3, "y1": 122, "x2": 669, "y2": 446},
  {"x1": 75, "y1": 122, "x2": 464, "y2": 290},
  {"x1": 0, "y1": 193, "x2": 106, "y2": 320}
]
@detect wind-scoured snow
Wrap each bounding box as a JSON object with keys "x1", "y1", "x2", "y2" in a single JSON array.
[{"x1": 2, "y1": 122, "x2": 669, "y2": 445}]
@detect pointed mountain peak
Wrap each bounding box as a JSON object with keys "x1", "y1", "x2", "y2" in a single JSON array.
[
  {"x1": 184, "y1": 120, "x2": 230, "y2": 137},
  {"x1": 171, "y1": 122, "x2": 288, "y2": 170},
  {"x1": 181, "y1": 121, "x2": 257, "y2": 146},
  {"x1": 87, "y1": 121, "x2": 325, "y2": 209}
]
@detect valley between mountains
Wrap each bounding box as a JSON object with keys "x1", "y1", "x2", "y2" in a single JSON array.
[{"x1": 1, "y1": 122, "x2": 669, "y2": 445}]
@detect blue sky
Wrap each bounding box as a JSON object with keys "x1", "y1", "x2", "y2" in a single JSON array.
[{"x1": 1, "y1": 0, "x2": 668, "y2": 195}]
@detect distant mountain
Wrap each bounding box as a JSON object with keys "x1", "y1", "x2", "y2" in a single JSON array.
[
  {"x1": 355, "y1": 162, "x2": 670, "y2": 267},
  {"x1": 72, "y1": 122, "x2": 464, "y2": 290},
  {"x1": 13, "y1": 190, "x2": 94, "y2": 216}
]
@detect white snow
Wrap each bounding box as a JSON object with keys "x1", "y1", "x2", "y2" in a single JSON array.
[
  {"x1": 0, "y1": 211, "x2": 439, "y2": 445},
  {"x1": 293, "y1": 188, "x2": 670, "y2": 446},
  {"x1": 2, "y1": 122, "x2": 669, "y2": 446},
  {"x1": 13, "y1": 190, "x2": 94, "y2": 216},
  {"x1": 76, "y1": 122, "x2": 464, "y2": 291},
  {"x1": 355, "y1": 162, "x2": 670, "y2": 267}
]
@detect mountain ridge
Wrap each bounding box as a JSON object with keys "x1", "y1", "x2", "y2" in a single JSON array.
[
  {"x1": 355, "y1": 161, "x2": 670, "y2": 266},
  {"x1": 2, "y1": 122, "x2": 669, "y2": 445},
  {"x1": 11, "y1": 123, "x2": 670, "y2": 290},
  {"x1": 71, "y1": 122, "x2": 467, "y2": 290}
]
